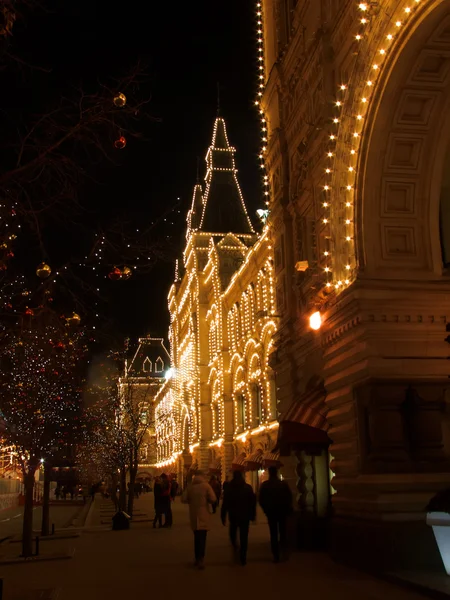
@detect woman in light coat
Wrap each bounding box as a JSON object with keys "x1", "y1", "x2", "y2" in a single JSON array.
[{"x1": 182, "y1": 471, "x2": 217, "y2": 569}]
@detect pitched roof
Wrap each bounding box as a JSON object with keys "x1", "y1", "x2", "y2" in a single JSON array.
[
  {"x1": 127, "y1": 337, "x2": 170, "y2": 378},
  {"x1": 199, "y1": 117, "x2": 255, "y2": 235}
]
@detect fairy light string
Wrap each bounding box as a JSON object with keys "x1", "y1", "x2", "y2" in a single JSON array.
[{"x1": 325, "y1": 0, "x2": 427, "y2": 292}]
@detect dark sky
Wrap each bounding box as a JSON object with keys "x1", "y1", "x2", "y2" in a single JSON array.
[{"x1": 12, "y1": 0, "x2": 262, "y2": 345}]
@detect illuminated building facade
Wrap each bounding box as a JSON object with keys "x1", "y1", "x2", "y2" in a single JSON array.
[
  {"x1": 123, "y1": 337, "x2": 170, "y2": 479},
  {"x1": 258, "y1": 0, "x2": 450, "y2": 569},
  {"x1": 154, "y1": 117, "x2": 279, "y2": 488}
]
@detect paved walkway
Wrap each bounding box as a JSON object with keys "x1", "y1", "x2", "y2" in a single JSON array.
[
  {"x1": 0, "y1": 493, "x2": 431, "y2": 600},
  {"x1": 0, "y1": 502, "x2": 83, "y2": 539}
]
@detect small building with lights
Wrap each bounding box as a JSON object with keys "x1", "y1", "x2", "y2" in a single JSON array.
[
  {"x1": 123, "y1": 337, "x2": 170, "y2": 479},
  {"x1": 153, "y1": 116, "x2": 279, "y2": 490}
]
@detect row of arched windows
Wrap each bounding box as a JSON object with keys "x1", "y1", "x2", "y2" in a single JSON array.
[{"x1": 227, "y1": 269, "x2": 273, "y2": 353}]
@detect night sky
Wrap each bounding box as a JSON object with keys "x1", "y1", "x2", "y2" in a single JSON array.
[{"x1": 14, "y1": 0, "x2": 262, "y2": 344}]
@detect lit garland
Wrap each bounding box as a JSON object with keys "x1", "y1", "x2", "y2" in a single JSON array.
[
  {"x1": 324, "y1": 0, "x2": 427, "y2": 291},
  {"x1": 0, "y1": 321, "x2": 87, "y2": 475},
  {"x1": 199, "y1": 117, "x2": 255, "y2": 233},
  {"x1": 254, "y1": 1, "x2": 270, "y2": 205}
]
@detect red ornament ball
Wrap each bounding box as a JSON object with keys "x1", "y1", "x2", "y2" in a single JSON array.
[
  {"x1": 108, "y1": 267, "x2": 122, "y2": 281},
  {"x1": 114, "y1": 136, "x2": 126, "y2": 150}
]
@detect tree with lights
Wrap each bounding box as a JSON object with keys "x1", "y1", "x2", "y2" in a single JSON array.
[
  {"x1": 0, "y1": 310, "x2": 87, "y2": 557},
  {"x1": 80, "y1": 361, "x2": 158, "y2": 519}
]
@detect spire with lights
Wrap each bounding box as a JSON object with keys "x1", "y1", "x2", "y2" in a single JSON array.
[
  {"x1": 186, "y1": 183, "x2": 204, "y2": 239},
  {"x1": 198, "y1": 116, "x2": 255, "y2": 235}
]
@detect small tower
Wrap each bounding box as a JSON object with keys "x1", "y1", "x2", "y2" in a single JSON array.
[{"x1": 199, "y1": 117, "x2": 255, "y2": 234}]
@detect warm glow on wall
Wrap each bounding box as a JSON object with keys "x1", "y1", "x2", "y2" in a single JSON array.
[{"x1": 309, "y1": 311, "x2": 322, "y2": 331}]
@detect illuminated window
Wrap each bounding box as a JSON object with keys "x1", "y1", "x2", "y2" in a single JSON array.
[
  {"x1": 236, "y1": 394, "x2": 246, "y2": 430},
  {"x1": 155, "y1": 357, "x2": 164, "y2": 373},
  {"x1": 141, "y1": 410, "x2": 148, "y2": 425},
  {"x1": 143, "y1": 357, "x2": 152, "y2": 372},
  {"x1": 251, "y1": 384, "x2": 263, "y2": 426}
]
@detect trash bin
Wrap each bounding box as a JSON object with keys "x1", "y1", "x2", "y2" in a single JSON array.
[{"x1": 112, "y1": 511, "x2": 131, "y2": 530}]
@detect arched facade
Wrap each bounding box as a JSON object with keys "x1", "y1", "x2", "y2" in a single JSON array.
[
  {"x1": 152, "y1": 116, "x2": 278, "y2": 486},
  {"x1": 261, "y1": 0, "x2": 450, "y2": 571}
]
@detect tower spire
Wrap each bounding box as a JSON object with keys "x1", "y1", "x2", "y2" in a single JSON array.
[
  {"x1": 198, "y1": 116, "x2": 255, "y2": 235},
  {"x1": 216, "y1": 82, "x2": 221, "y2": 117}
]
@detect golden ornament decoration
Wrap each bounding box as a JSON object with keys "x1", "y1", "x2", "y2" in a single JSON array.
[
  {"x1": 121, "y1": 266, "x2": 132, "y2": 280},
  {"x1": 113, "y1": 93, "x2": 127, "y2": 108},
  {"x1": 36, "y1": 262, "x2": 51, "y2": 279},
  {"x1": 114, "y1": 136, "x2": 127, "y2": 150},
  {"x1": 66, "y1": 312, "x2": 81, "y2": 326}
]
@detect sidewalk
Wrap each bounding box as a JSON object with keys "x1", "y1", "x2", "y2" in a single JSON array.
[{"x1": 0, "y1": 492, "x2": 432, "y2": 600}]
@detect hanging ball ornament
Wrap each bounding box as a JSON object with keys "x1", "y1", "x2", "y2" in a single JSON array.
[
  {"x1": 121, "y1": 266, "x2": 132, "y2": 280},
  {"x1": 108, "y1": 266, "x2": 122, "y2": 281},
  {"x1": 66, "y1": 312, "x2": 81, "y2": 326},
  {"x1": 114, "y1": 136, "x2": 127, "y2": 150},
  {"x1": 36, "y1": 262, "x2": 51, "y2": 279},
  {"x1": 25, "y1": 307, "x2": 34, "y2": 316},
  {"x1": 113, "y1": 92, "x2": 127, "y2": 108}
]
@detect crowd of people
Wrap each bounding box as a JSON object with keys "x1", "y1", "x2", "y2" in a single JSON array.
[{"x1": 179, "y1": 466, "x2": 293, "y2": 570}]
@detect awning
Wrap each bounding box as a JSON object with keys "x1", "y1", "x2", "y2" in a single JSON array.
[
  {"x1": 282, "y1": 387, "x2": 328, "y2": 430},
  {"x1": 276, "y1": 386, "x2": 331, "y2": 456},
  {"x1": 208, "y1": 457, "x2": 222, "y2": 474},
  {"x1": 244, "y1": 449, "x2": 264, "y2": 471},
  {"x1": 231, "y1": 453, "x2": 247, "y2": 472},
  {"x1": 262, "y1": 450, "x2": 283, "y2": 468},
  {"x1": 187, "y1": 461, "x2": 199, "y2": 473}
]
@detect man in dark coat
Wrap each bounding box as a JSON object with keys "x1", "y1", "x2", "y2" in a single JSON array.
[
  {"x1": 160, "y1": 473, "x2": 173, "y2": 528},
  {"x1": 153, "y1": 476, "x2": 163, "y2": 528},
  {"x1": 259, "y1": 466, "x2": 293, "y2": 562},
  {"x1": 221, "y1": 470, "x2": 256, "y2": 566}
]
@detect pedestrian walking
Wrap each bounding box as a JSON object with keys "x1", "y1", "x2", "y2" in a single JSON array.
[
  {"x1": 160, "y1": 473, "x2": 173, "y2": 528},
  {"x1": 221, "y1": 470, "x2": 256, "y2": 566},
  {"x1": 208, "y1": 475, "x2": 221, "y2": 513},
  {"x1": 170, "y1": 477, "x2": 179, "y2": 502},
  {"x1": 258, "y1": 466, "x2": 293, "y2": 562},
  {"x1": 153, "y1": 476, "x2": 163, "y2": 528},
  {"x1": 182, "y1": 471, "x2": 217, "y2": 569}
]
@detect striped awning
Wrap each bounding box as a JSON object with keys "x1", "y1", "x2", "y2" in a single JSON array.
[
  {"x1": 208, "y1": 457, "x2": 222, "y2": 473},
  {"x1": 281, "y1": 386, "x2": 328, "y2": 431},
  {"x1": 244, "y1": 449, "x2": 264, "y2": 471},
  {"x1": 262, "y1": 450, "x2": 283, "y2": 468},
  {"x1": 276, "y1": 385, "x2": 331, "y2": 456},
  {"x1": 231, "y1": 453, "x2": 247, "y2": 472}
]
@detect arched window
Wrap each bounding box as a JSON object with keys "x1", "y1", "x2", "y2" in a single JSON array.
[
  {"x1": 143, "y1": 357, "x2": 152, "y2": 372},
  {"x1": 236, "y1": 393, "x2": 246, "y2": 431},
  {"x1": 155, "y1": 357, "x2": 164, "y2": 373}
]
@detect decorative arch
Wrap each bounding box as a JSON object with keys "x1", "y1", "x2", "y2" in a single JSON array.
[
  {"x1": 248, "y1": 352, "x2": 262, "y2": 381},
  {"x1": 320, "y1": 0, "x2": 450, "y2": 291},
  {"x1": 232, "y1": 365, "x2": 246, "y2": 390},
  {"x1": 356, "y1": 1, "x2": 450, "y2": 281}
]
